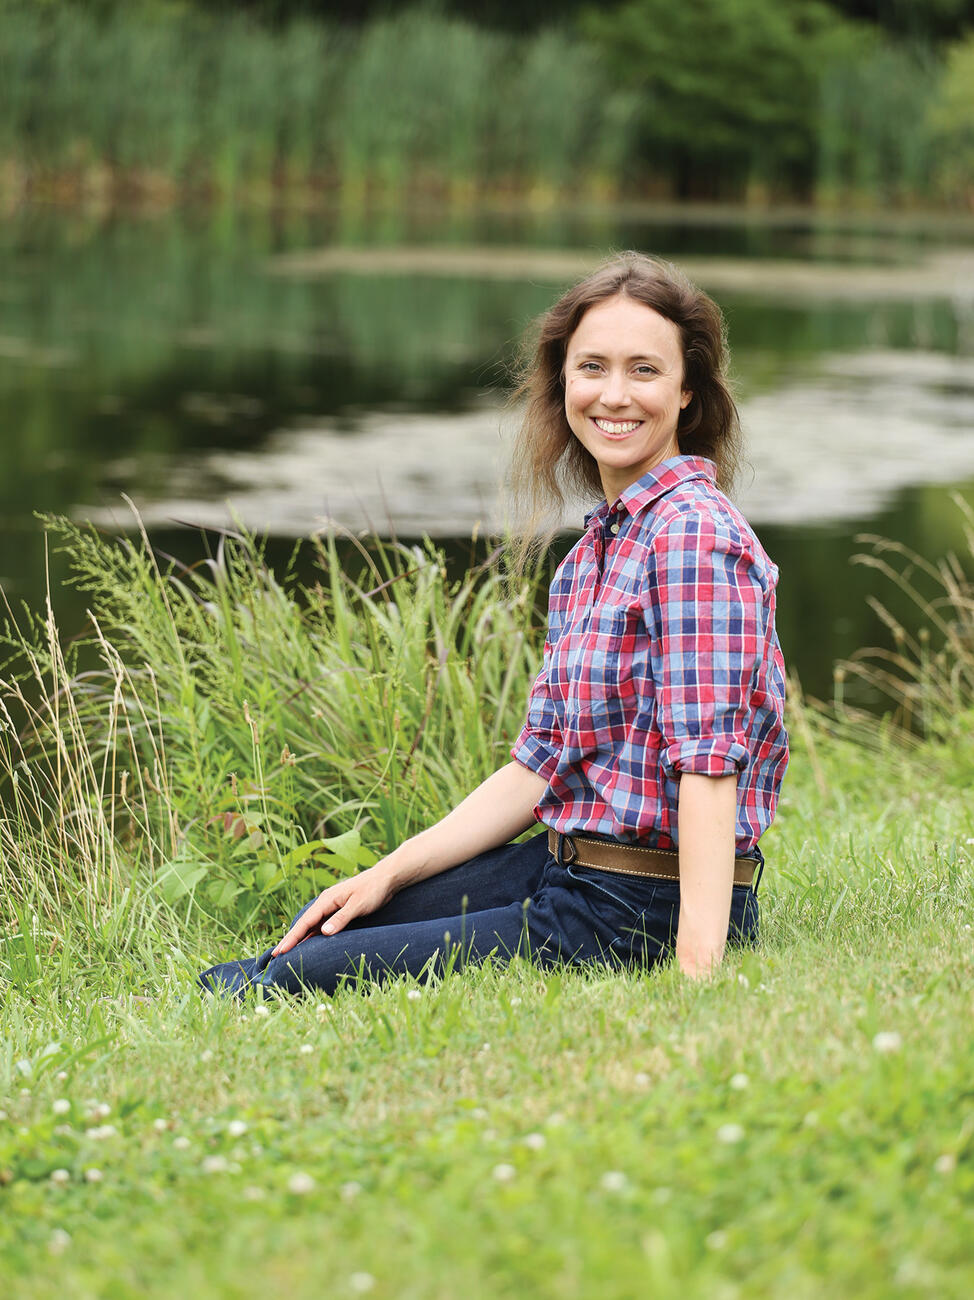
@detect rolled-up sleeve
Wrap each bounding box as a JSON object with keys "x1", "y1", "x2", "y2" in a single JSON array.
[
  {"x1": 511, "y1": 638, "x2": 563, "y2": 782},
  {"x1": 643, "y1": 514, "x2": 766, "y2": 778}
]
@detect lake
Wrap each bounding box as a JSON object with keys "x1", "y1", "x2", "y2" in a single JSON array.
[{"x1": 2, "y1": 201, "x2": 974, "y2": 704}]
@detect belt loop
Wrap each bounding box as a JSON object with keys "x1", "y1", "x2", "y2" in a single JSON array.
[{"x1": 555, "y1": 833, "x2": 577, "y2": 866}]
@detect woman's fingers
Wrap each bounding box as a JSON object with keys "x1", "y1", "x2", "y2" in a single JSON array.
[{"x1": 273, "y1": 890, "x2": 343, "y2": 956}]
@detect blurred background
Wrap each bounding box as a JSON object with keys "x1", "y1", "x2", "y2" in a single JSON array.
[{"x1": 2, "y1": 0, "x2": 974, "y2": 701}]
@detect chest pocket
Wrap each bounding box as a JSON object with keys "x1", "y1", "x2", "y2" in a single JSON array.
[{"x1": 557, "y1": 600, "x2": 645, "y2": 734}]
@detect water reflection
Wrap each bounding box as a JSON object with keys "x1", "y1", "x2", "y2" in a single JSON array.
[{"x1": 2, "y1": 204, "x2": 974, "y2": 704}]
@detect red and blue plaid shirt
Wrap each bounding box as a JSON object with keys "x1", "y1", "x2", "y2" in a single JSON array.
[{"x1": 512, "y1": 455, "x2": 788, "y2": 853}]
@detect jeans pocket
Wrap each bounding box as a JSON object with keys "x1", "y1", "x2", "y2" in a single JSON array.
[{"x1": 565, "y1": 863, "x2": 656, "y2": 918}]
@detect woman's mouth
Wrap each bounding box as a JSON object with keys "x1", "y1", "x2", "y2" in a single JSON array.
[{"x1": 591, "y1": 417, "x2": 643, "y2": 438}]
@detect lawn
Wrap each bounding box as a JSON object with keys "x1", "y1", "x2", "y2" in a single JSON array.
[{"x1": 1, "y1": 524, "x2": 972, "y2": 1298}]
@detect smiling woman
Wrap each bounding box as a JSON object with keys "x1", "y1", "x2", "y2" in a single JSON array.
[{"x1": 199, "y1": 252, "x2": 788, "y2": 998}]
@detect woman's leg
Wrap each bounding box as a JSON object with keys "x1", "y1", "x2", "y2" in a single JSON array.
[{"x1": 198, "y1": 832, "x2": 550, "y2": 998}]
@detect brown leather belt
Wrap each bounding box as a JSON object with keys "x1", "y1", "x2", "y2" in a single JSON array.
[{"x1": 548, "y1": 829, "x2": 760, "y2": 889}]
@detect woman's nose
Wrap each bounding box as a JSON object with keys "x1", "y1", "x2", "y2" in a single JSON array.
[{"x1": 601, "y1": 370, "x2": 630, "y2": 406}]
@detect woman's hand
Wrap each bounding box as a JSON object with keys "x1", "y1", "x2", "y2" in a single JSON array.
[
  {"x1": 271, "y1": 863, "x2": 396, "y2": 957},
  {"x1": 271, "y1": 761, "x2": 546, "y2": 959}
]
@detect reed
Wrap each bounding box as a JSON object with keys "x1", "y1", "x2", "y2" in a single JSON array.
[{"x1": 0, "y1": 4, "x2": 956, "y2": 207}]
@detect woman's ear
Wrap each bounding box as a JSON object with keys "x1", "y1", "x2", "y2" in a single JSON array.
[{"x1": 681, "y1": 390, "x2": 693, "y2": 409}]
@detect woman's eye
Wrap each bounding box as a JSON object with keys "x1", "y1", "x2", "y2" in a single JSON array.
[
  {"x1": 634, "y1": 365, "x2": 657, "y2": 376},
  {"x1": 580, "y1": 362, "x2": 601, "y2": 373}
]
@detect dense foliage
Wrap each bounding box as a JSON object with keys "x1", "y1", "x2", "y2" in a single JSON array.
[{"x1": 0, "y1": 0, "x2": 972, "y2": 205}]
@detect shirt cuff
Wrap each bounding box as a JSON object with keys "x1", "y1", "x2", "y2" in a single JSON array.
[
  {"x1": 511, "y1": 728, "x2": 561, "y2": 783},
  {"x1": 662, "y1": 737, "x2": 748, "y2": 777}
]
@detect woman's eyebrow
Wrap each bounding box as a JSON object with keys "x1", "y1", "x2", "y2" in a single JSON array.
[{"x1": 571, "y1": 350, "x2": 667, "y2": 364}]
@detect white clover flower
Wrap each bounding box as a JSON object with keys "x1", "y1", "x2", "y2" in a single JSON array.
[
  {"x1": 706, "y1": 1230, "x2": 728, "y2": 1251},
  {"x1": 173, "y1": 1136, "x2": 192, "y2": 1151},
  {"x1": 934, "y1": 1153, "x2": 956, "y2": 1175},
  {"x1": 716, "y1": 1124, "x2": 745, "y2": 1145},
  {"x1": 600, "y1": 1170, "x2": 628, "y2": 1192},
  {"x1": 55, "y1": 1071, "x2": 68, "y2": 1083},
  {"x1": 872, "y1": 1031, "x2": 902, "y2": 1055},
  {"x1": 243, "y1": 1185, "x2": 266, "y2": 1201},
  {"x1": 299, "y1": 1043, "x2": 314, "y2": 1055},
  {"x1": 153, "y1": 1118, "x2": 168, "y2": 1133},
  {"x1": 89, "y1": 1102, "x2": 111, "y2": 1120},
  {"x1": 340, "y1": 1180, "x2": 362, "y2": 1201},
  {"x1": 737, "y1": 974, "x2": 750, "y2": 989},
  {"x1": 406, "y1": 989, "x2": 422, "y2": 1001},
  {"x1": 84, "y1": 1168, "x2": 104, "y2": 1184},
  {"x1": 54, "y1": 1125, "x2": 73, "y2": 1137},
  {"x1": 253, "y1": 1005, "x2": 270, "y2": 1018},
  {"x1": 349, "y1": 1274, "x2": 375, "y2": 1294},
  {"x1": 288, "y1": 1172, "x2": 316, "y2": 1195},
  {"x1": 729, "y1": 1073, "x2": 750, "y2": 1091},
  {"x1": 200, "y1": 1049, "x2": 214, "y2": 1063},
  {"x1": 49, "y1": 1168, "x2": 70, "y2": 1186},
  {"x1": 633, "y1": 1072, "x2": 651, "y2": 1089},
  {"x1": 471, "y1": 1108, "x2": 489, "y2": 1122},
  {"x1": 0, "y1": 1109, "x2": 6, "y2": 1121},
  {"x1": 509, "y1": 997, "x2": 522, "y2": 1006},
  {"x1": 523, "y1": 1132, "x2": 546, "y2": 1151},
  {"x1": 227, "y1": 1120, "x2": 248, "y2": 1138},
  {"x1": 48, "y1": 1229, "x2": 72, "y2": 1255},
  {"x1": 52, "y1": 1099, "x2": 71, "y2": 1115},
  {"x1": 202, "y1": 1155, "x2": 229, "y2": 1174},
  {"x1": 492, "y1": 1163, "x2": 516, "y2": 1183},
  {"x1": 86, "y1": 1125, "x2": 118, "y2": 1141}
]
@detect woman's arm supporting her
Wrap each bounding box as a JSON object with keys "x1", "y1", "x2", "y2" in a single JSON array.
[
  {"x1": 675, "y1": 771, "x2": 739, "y2": 980},
  {"x1": 272, "y1": 760, "x2": 548, "y2": 956}
]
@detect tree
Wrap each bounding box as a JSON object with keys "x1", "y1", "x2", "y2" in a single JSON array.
[{"x1": 581, "y1": 0, "x2": 863, "y2": 198}]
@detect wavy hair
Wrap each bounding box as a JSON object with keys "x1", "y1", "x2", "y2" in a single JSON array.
[{"x1": 506, "y1": 252, "x2": 743, "y2": 568}]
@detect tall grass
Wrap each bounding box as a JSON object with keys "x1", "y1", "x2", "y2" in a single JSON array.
[
  {"x1": 1, "y1": 4, "x2": 957, "y2": 208},
  {"x1": 0, "y1": 512, "x2": 546, "y2": 939},
  {"x1": 0, "y1": 6, "x2": 637, "y2": 205},
  {"x1": 816, "y1": 39, "x2": 940, "y2": 207}
]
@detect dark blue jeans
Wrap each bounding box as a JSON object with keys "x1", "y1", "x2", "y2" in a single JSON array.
[{"x1": 198, "y1": 831, "x2": 760, "y2": 998}]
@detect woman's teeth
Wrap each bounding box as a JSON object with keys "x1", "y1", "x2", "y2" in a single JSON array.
[{"x1": 594, "y1": 418, "x2": 641, "y2": 434}]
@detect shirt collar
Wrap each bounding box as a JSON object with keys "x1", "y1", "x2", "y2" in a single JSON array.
[{"x1": 583, "y1": 455, "x2": 717, "y2": 528}]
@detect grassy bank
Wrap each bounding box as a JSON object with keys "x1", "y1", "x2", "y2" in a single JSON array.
[
  {"x1": 1, "y1": 519, "x2": 972, "y2": 1296},
  {"x1": 1, "y1": 4, "x2": 971, "y2": 210}
]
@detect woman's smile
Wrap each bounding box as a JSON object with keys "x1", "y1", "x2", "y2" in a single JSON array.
[{"x1": 591, "y1": 416, "x2": 644, "y2": 437}]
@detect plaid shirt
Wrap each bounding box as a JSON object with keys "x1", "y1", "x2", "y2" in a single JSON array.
[{"x1": 512, "y1": 455, "x2": 788, "y2": 852}]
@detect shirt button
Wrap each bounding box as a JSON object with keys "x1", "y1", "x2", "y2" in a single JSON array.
[{"x1": 609, "y1": 522, "x2": 620, "y2": 535}]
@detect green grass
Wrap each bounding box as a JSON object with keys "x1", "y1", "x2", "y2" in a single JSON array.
[{"x1": 1, "y1": 517, "x2": 972, "y2": 1296}]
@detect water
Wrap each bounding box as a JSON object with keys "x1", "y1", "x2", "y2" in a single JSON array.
[{"x1": 2, "y1": 202, "x2": 973, "y2": 703}]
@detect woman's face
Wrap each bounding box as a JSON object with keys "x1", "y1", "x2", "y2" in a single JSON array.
[{"x1": 563, "y1": 294, "x2": 691, "y2": 502}]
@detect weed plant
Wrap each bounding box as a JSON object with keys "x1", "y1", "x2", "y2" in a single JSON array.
[{"x1": 0, "y1": 513, "x2": 972, "y2": 1297}]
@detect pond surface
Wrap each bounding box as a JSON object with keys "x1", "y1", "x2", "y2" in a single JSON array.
[{"x1": 2, "y1": 202, "x2": 974, "y2": 703}]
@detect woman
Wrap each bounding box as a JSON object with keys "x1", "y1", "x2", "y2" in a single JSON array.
[{"x1": 199, "y1": 252, "x2": 788, "y2": 997}]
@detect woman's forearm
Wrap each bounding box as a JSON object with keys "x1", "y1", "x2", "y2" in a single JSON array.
[
  {"x1": 381, "y1": 760, "x2": 548, "y2": 891},
  {"x1": 675, "y1": 772, "x2": 738, "y2": 979}
]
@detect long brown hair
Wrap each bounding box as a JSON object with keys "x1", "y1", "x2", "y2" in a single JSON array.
[{"x1": 507, "y1": 252, "x2": 743, "y2": 566}]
